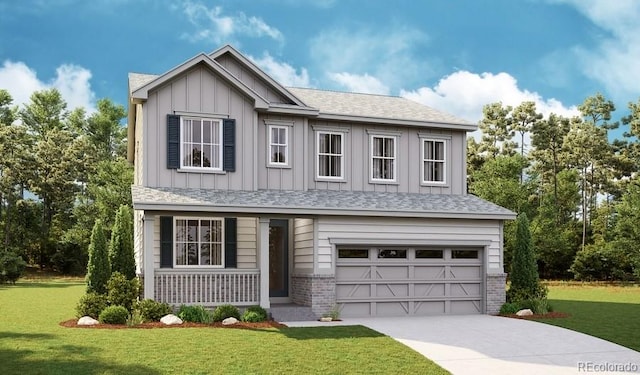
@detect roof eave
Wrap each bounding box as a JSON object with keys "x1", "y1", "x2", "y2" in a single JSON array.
[
  {"x1": 133, "y1": 201, "x2": 515, "y2": 220},
  {"x1": 315, "y1": 113, "x2": 477, "y2": 131},
  {"x1": 210, "y1": 45, "x2": 307, "y2": 107},
  {"x1": 130, "y1": 53, "x2": 269, "y2": 110},
  {"x1": 264, "y1": 104, "x2": 320, "y2": 116}
]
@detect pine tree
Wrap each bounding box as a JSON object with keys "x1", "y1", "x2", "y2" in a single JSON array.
[
  {"x1": 86, "y1": 220, "x2": 111, "y2": 294},
  {"x1": 109, "y1": 205, "x2": 135, "y2": 280},
  {"x1": 508, "y1": 213, "x2": 545, "y2": 301}
]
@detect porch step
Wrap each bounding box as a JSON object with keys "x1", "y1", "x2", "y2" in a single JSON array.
[{"x1": 270, "y1": 304, "x2": 318, "y2": 322}]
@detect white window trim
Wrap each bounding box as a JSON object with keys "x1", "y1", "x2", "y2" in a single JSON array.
[
  {"x1": 179, "y1": 117, "x2": 223, "y2": 172},
  {"x1": 173, "y1": 216, "x2": 225, "y2": 268},
  {"x1": 316, "y1": 130, "x2": 345, "y2": 180},
  {"x1": 370, "y1": 134, "x2": 397, "y2": 183},
  {"x1": 267, "y1": 125, "x2": 289, "y2": 167},
  {"x1": 421, "y1": 138, "x2": 447, "y2": 185}
]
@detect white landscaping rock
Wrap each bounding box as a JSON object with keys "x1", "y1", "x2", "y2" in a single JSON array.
[
  {"x1": 77, "y1": 316, "x2": 99, "y2": 326},
  {"x1": 222, "y1": 317, "x2": 239, "y2": 325},
  {"x1": 516, "y1": 309, "x2": 534, "y2": 316},
  {"x1": 160, "y1": 314, "x2": 183, "y2": 325}
]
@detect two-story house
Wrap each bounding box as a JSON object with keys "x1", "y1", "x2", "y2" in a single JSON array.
[{"x1": 128, "y1": 45, "x2": 515, "y2": 319}]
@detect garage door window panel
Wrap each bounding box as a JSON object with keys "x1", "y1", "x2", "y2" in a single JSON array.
[
  {"x1": 338, "y1": 249, "x2": 369, "y2": 259},
  {"x1": 415, "y1": 249, "x2": 444, "y2": 259},
  {"x1": 378, "y1": 249, "x2": 406, "y2": 259},
  {"x1": 452, "y1": 249, "x2": 479, "y2": 259}
]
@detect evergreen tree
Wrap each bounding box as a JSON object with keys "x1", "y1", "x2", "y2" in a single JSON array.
[
  {"x1": 508, "y1": 213, "x2": 545, "y2": 301},
  {"x1": 86, "y1": 220, "x2": 110, "y2": 294},
  {"x1": 109, "y1": 205, "x2": 135, "y2": 279}
]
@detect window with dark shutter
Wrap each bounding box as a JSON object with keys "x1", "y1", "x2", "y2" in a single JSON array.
[
  {"x1": 167, "y1": 115, "x2": 180, "y2": 169},
  {"x1": 160, "y1": 216, "x2": 173, "y2": 268},
  {"x1": 223, "y1": 119, "x2": 236, "y2": 172},
  {"x1": 224, "y1": 218, "x2": 237, "y2": 268}
]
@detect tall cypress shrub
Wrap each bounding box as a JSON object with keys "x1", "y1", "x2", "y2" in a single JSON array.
[
  {"x1": 508, "y1": 213, "x2": 545, "y2": 301},
  {"x1": 109, "y1": 205, "x2": 136, "y2": 279},
  {"x1": 86, "y1": 220, "x2": 111, "y2": 294}
]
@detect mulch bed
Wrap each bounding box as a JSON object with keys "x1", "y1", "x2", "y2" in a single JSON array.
[
  {"x1": 60, "y1": 319, "x2": 288, "y2": 329},
  {"x1": 501, "y1": 311, "x2": 570, "y2": 320}
]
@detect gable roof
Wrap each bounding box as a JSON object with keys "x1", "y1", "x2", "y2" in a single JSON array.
[
  {"x1": 129, "y1": 53, "x2": 269, "y2": 110},
  {"x1": 287, "y1": 87, "x2": 476, "y2": 130},
  {"x1": 209, "y1": 44, "x2": 306, "y2": 107},
  {"x1": 132, "y1": 186, "x2": 515, "y2": 220}
]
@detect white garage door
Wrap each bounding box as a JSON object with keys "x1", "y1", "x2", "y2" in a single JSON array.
[{"x1": 336, "y1": 247, "x2": 483, "y2": 317}]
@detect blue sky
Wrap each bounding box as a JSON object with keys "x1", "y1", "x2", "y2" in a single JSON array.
[{"x1": 1, "y1": 0, "x2": 639, "y2": 138}]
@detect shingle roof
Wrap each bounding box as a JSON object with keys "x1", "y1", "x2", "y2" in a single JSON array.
[
  {"x1": 286, "y1": 87, "x2": 473, "y2": 126},
  {"x1": 129, "y1": 73, "x2": 158, "y2": 93},
  {"x1": 132, "y1": 186, "x2": 515, "y2": 220}
]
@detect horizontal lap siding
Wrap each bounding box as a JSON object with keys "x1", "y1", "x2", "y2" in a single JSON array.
[
  {"x1": 237, "y1": 218, "x2": 257, "y2": 268},
  {"x1": 152, "y1": 216, "x2": 257, "y2": 269},
  {"x1": 294, "y1": 218, "x2": 314, "y2": 271},
  {"x1": 317, "y1": 217, "x2": 502, "y2": 272}
]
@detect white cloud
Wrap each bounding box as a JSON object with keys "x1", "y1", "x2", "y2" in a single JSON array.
[
  {"x1": 327, "y1": 72, "x2": 390, "y2": 95},
  {"x1": 401, "y1": 70, "x2": 579, "y2": 124},
  {"x1": 310, "y1": 26, "x2": 434, "y2": 92},
  {"x1": 548, "y1": 0, "x2": 640, "y2": 101},
  {"x1": 249, "y1": 53, "x2": 310, "y2": 87},
  {"x1": 0, "y1": 60, "x2": 96, "y2": 112},
  {"x1": 177, "y1": 1, "x2": 283, "y2": 45}
]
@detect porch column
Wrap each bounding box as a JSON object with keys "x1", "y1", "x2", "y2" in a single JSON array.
[
  {"x1": 258, "y1": 217, "x2": 270, "y2": 309},
  {"x1": 143, "y1": 214, "x2": 155, "y2": 300}
]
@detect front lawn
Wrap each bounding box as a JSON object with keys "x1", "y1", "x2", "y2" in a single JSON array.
[
  {"x1": 0, "y1": 280, "x2": 448, "y2": 374},
  {"x1": 535, "y1": 282, "x2": 640, "y2": 352}
]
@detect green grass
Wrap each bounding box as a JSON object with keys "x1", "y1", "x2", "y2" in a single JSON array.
[
  {"x1": 534, "y1": 282, "x2": 640, "y2": 352},
  {"x1": 0, "y1": 280, "x2": 448, "y2": 375}
]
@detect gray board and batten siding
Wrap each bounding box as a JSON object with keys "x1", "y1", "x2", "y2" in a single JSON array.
[{"x1": 136, "y1": 63, "x2": 467, "y2": 194}]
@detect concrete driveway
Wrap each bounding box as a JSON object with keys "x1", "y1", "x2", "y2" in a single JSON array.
[{"x1": 286, "y1": 315, "x2": 640, "y2": 374}]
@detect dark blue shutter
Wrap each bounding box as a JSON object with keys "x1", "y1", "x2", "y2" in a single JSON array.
[
  {"x1": 224, "y1": 218, "x2": 237, "y2": 268},
  {"x1": 223, "y1": 119, "x2": 236, "y2": 172},
  {"x1": 160, "y1": 216, "x2": 173, "y2": 268},
  {"x1": 167, "y1": 114, "x2": 180, "y2": 169}
]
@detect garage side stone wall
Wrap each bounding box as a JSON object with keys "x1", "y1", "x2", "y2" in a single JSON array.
[
  {"x1": 486, "y1": 273, "x2": 507, "y2": 314},
  {"x1": 291, "y1": 273, "x2": 336, "y2": 317}
]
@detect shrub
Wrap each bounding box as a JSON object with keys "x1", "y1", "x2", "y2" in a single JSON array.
[
  {"x1": 241, "y1": 306, "x2": 267, "y2": 322},
  {"x1": 508, "y1": 213, "x2": 547, "y2": 302},
  {"x1": 76, "y1": 292, "x2": 108, "y2": 319},
  {"x1": 520, "y1": 298, "x2": 553, "y2": 315},
  {"x1": 99, "y1": 305, "x2": 129, "y2": 324},
  {"x1": 499, "y1": 302, "x2": 520, "y2": 315},
  {"x1": 109, "y1": 205, "x2": 136, "y2": 280},
  {"x1": 0, "y1": 251, "x2": 27, "y2": 284},
  {"x1": 136, "y1": 299, "x2": 173, "y2": 322},
  {"x1": 241, "y1": 311, "x2": 263, "y2": 323},
  {"x1": 243, "y1": 305, "x2": 267, "y2": 320},
  {"x1": 86, "y1": 220, "x2": 111, "y2": 294},
  {"x1": 212, "y1": 304, "x2": 241, "y2": 322},
  {"x1": 126, "y1": 310, "x2": 144, "y2": 326},
  {"x1": 178, "y1": 305, "x2": 213, "y2": 323},
  {"x1": 107, "y1": 271, "x2": 140, "y2": 312}
]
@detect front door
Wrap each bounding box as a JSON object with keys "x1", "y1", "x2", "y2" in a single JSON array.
[{"x1": 269, "y1": 219, "x2": 289, "y2": 297}]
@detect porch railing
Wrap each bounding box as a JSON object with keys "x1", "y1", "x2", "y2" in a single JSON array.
[{"x1": 154, "y1": 269, "x2": 260, "y2": 306}]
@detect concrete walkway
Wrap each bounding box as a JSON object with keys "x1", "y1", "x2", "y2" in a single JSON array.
[{"x1": 286, "y1": 315, "x2": 640, "y2": 374}]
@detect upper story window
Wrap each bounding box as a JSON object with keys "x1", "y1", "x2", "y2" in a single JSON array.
[
  {"x1": 167, "y1": 114, "x2": 235, "y2": 173},
  {"x1": 181, "y1": 117, "x2": 222, "y2": 170},
  {"x1": 317, "y1": 131, "x2": 344, "y2": 179},
  {"x1": 269, "y1": 125, "x2": 288, "y2": 166},
  {"x1": 370, "y1": 135, "x2": 396, "y2": 182},
  {"x1": 422, "y1": 139, "x2": 446, "y2": 184},
  {"x1": 174, "y1": 217, "x2": 224, "y2": 267}
]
